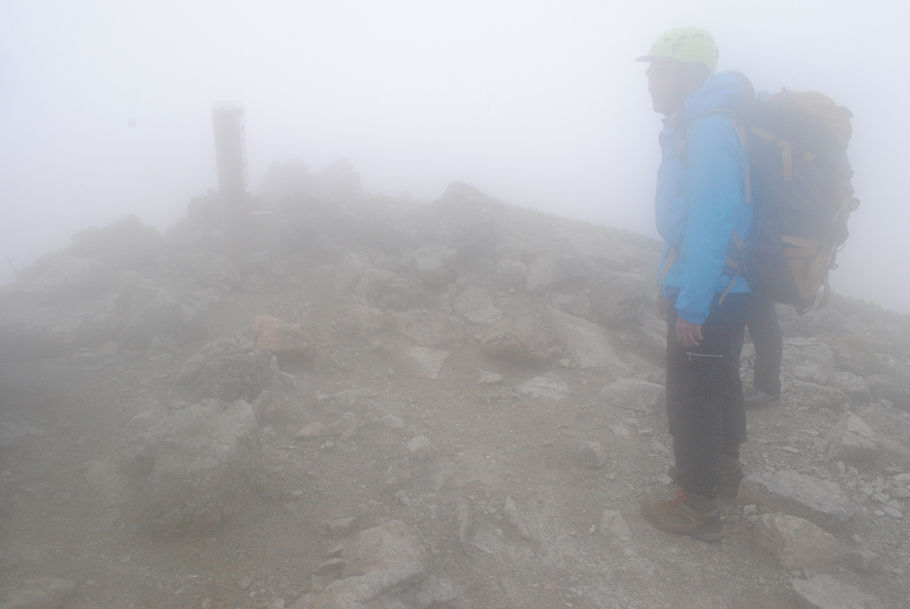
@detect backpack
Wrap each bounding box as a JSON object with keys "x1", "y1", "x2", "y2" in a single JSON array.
[{"x1": 731, "y1": 89, "x2": 860, "y2": 313}]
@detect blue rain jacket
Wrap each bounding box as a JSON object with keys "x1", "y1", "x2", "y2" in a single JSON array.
[{"x1": 655, "y1": 71, "x2": 753, "y2": 325}]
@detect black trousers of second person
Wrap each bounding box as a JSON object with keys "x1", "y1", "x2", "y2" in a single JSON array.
[
  {"x1": 666, "y1": 293, "x2": 748, "y2": 498},
  {"x1": 745, "y1": 295, "x2": 783, "y2": 397}
]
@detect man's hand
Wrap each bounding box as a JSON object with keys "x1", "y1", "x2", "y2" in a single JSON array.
[
  {"x1": 656, "y1": 295, "x2": 669, "y2": 320},
  {"x1": 675, "y1": 317, "x2": 703, "y2": 348}
]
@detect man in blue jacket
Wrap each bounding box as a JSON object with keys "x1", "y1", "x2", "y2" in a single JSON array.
[{"x1": 637, "y1": 28, "x2": 753, "y2": 541}]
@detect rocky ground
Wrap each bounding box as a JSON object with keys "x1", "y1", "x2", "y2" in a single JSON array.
[{"x1": 1, "y1": 164, "x2": 909, "y2": 609}]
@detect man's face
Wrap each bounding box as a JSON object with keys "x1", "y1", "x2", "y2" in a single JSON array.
[{"x1": 647, "y1": 60, "x2": 685, "y2": 117}]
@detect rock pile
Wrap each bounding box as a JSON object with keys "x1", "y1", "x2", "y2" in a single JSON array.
[{"x1": 1, "y1": 163, "x2": 909, "y2": 608}]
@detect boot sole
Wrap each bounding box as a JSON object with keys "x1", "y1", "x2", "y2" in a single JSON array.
[{"x1": 640, "y1": 501, "x2": 724, "y2": 543}]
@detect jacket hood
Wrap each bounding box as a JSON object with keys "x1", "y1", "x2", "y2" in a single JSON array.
[{"x1": 682, "y1": 71, "x2": 754, "y2": 118}]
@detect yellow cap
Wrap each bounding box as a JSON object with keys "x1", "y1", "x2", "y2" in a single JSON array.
[{"x1": 636, "y1": 27, "x2": 718, "y2": 74}]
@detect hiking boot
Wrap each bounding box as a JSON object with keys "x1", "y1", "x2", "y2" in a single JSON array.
[
  {"x1": 744, "y1": 390, "x2": 781, "y2": 409},
  {"x1": 717, "y1": 453, "x2": 744, "y2": 497},
  {"x1": 667, "y1": 454, "x2": 743, "y2": 498},
  {"x1": 641, "y1": 487, "x2": 722, "y2": 542}
]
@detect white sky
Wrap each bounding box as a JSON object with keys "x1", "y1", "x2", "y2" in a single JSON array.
[{"x1": 2, "y1": 0, "x2": 908, "y2": 312}]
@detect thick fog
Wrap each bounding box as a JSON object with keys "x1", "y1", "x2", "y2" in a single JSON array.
[{"x1": 2, "y1": 0, "x2": 908, "y2": 313}]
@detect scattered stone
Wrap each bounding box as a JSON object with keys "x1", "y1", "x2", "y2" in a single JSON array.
[
  {"x1": 790, "y1": 574, "x2": 883, "y2": 609},
  {"x1": 455, "y1": 498, "x2": 472, "y2": 545},
  {"x1": 825, "y1": 412, "x2": 881, "y2": 466},
  {"x1": 600, "y1": 509, "x2": 632, "y2": 541},
  {"x1": 381, "y1": 414, "x2": 405, "y2": 430},
  {"x1": 406, "y1": 434, "x2": 431, "y2": 455},
  {"x1": 414, "y1": 576, "x2": 463, "y2": 609},
  {"x1": 882, "y1": 506, "x2": 903, "y2": 519},
  {"x1": 0, "y1": 576, "x2": 75, "y2": 609},
  {"x1": 845, "y1": 548, "x2": 883, "y2": 574},
  {"x1": 866, "y1": 373, "x2": 910, "y2": 413},
  {"x1": 383, "y1": 461, "x2": 411, "y2": 489},
  {"x1": 314, "y1": 558, "x2": 345, "y2": 577},
  {"x1": 329, "y1": 412, "x2": 358, "y2": 440},
  {"x1": 802, "y1": 342, "x2": 837, "y2": 371},
  {"x1": 324, "y1": 517, "x2": 357, "y2": 539},
  {"x1": 577, "y1": 441, "x2": 608, "y2": 469},
  {"x1": 394, "y1": 309, "x2": 465, "y2": 347},
  {"x1": 294, "y1": 520, "x2": 427, "y2": 609},
  {"x1": 738, "y1": 470, "x2": 857, "y2": 534},
  {"x1": 518, "y1": 374, "x2": 569, "y2": 400},
  {"x1": 747, "y1": 512, "x2": 839, "y2": 568},
  {"x1": 610, "y1": 422, "x2": 632, "y2": 438},
  {"x1": 503, "y1": 496, "x2": 535, "y2": 541},
  {"x1": 600, "y1": 379, "x2": 665, "y2": 413},
  {"x1": 453, "y1": 286, "x2": 502, "y2": 326},
  {"x1": 478, "y1": 371, "x2": 503, "y2": 385},
  {"x1": 295, "y1": 422, "x2": 326, "y2": 441},
  {"x1": 251, "y1": 390, "x2": 289, "y2": 423},
  {"x1": 788, "y1": 381, "x2": 850, "y2": 412},
  {"x1": 251, "y1": 315, "x2": 310, "y2": 359},
  {"x1": 856, "y1": 403, "x2": 910, "y2": 458},
  {"x1": 394, "y1": 345, "x2": 449, "y2": 380}
]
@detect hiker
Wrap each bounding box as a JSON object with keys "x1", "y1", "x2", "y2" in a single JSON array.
[
  {"x1": 744, "y1": 294, "x2": 783, "y2": 408},
  {"x1": 637, "y1": 27, "x2": 753, "y2": 541}
]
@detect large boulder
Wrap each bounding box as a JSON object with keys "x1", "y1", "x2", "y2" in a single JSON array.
[
  {"x1": 453, "y1": 286, "x2": 502, "y2": 326},
  {"x1": 825, "y1": 412, "x2": 882, "y2": 466},
  {"x1": 296, "y1": 520, "x2": 428, "y2": 609},
  {"x1": 589, "y1": 270, "x2": 650, "y2": 327},
  {"x1": 600, "y1": 379, "x2": 665, "y2": 413},
  {"x1": 477, "y1": 313, "x2": 553, "y2": 367},
  {"x1": 387, "y1": 343, "x2": 450, "y2": 380},
  {"x1": 747, "y1": 512, "x2": 840, "y2": 568},
  {"x1": 866, "y1": 373, "x2": 910, "y2": 413},
  {"x1": 738, "y1": 469, "x2": 857, "y2": 534},
  {"x1": 251, "y1": 315, "x2": 311, "y2": 360},
  {"x1": 425, "y1": 182, "x2": 503, "y2": 266},
  {"x1": 120, "y1": 288, "x2": 208, "y2": 349},
  {"x1": 525, "y1": 251, "x2": 588, "y2": 294},
  {"x1": 790, "y1": 574, "x2": 883, "y2": 609},
  {"x1": 394, "y1": 309, "x2": 465, "y2": 347},
  {"x1": 825, "y1": 371, "x2": 872, "y2": 404},
  {"x1": 177, "y1": 337, "x2": 276, "y2": 402},
  {"x1": 546, "y1": 308, "x2": 628, "y2": 374},
  {"x1": 124, "y1": 399, "x2": 261, "y2": 538},
  {"x1": 788, "y1": 381, "x2": 850, "y2": 412},
  {"x1": 856, "y1": 403, "x2": 910, "y2": 458}
]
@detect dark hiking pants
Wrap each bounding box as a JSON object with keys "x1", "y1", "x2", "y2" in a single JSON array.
[
  {"x1": 745, "y1": 294, "x2": 782, "y2": 397},
  {"x1": 666, "y1": 293, "x2": 748, "y2": 498}
]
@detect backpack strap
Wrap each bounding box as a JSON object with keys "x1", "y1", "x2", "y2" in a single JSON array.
[{"x1": 752, "y1": 127, "x2": 794, "y2": 182}]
